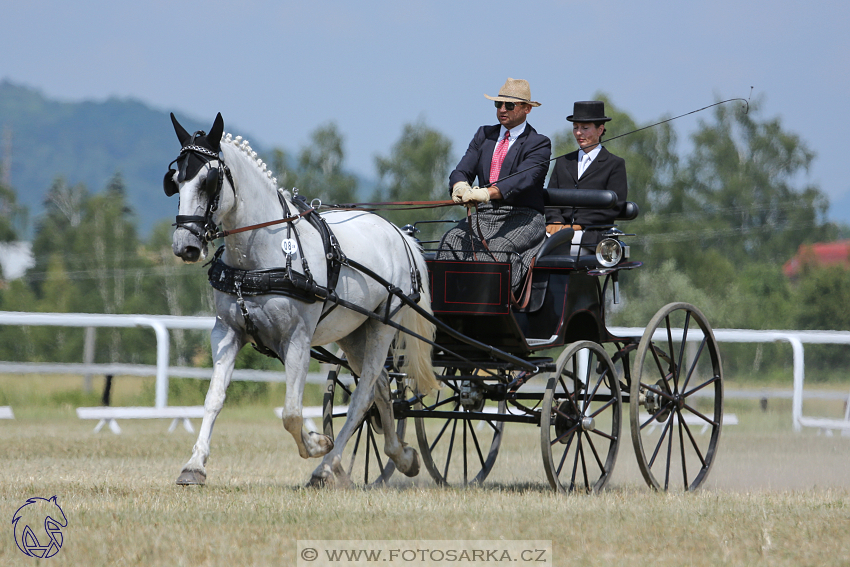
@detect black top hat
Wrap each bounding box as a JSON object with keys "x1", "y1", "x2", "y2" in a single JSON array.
[{"x1": 566, "y1": 101, "x2": 611, "y2": 123}]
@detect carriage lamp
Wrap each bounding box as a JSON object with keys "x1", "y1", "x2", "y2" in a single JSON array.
[{"x1": 596, "y1": 238, "x2": 624, "y2": 267}]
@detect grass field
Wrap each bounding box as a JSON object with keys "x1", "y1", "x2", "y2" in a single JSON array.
[{"x1": 2, "y1": 376, "x2": 850, "y2": 566}]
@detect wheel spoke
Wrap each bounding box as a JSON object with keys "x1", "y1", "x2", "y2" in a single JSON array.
[
  {"x1": 364, "y1": 423, "x2": 373, "y2": 484},
  {"x1": 588, "y1": 428, "x2": 617, "y2": 442},
  {"x1": 429, "y1": 400, "x2": 459, "y2": 452},
  {"x1": 640, "y1": 405, "x2": 674, "y2": 430},
  {"x1": 551, "y1": 421, "x2": 581, "y2": 447},
  {"x1": 555, "y1": 430, "x2": 576, "y2": 476},
  {"x1": 682, "y1": 403, "x2": 718, "y2": 427},
  {"x1": 682, "y1": 374, "x2": 720, "y2": 398},
  {"x1": 676, "y1": 311, "x2": 692, "y2": 392},
  {"x1": 462, "y1": 419, "x2": 468, "y2": 485},
  {"x1": 680, "y1": 411, "x2": 707, "y2": 467},
  {"x1": 585, "y1": 430, "x2": 606, "y2": 472},
  {"x1": 368, "y1": 422, "x2": 386, "y2": 480},
  {"x1": 469, "y1": 419, "x2": 486, "y2": 469},
  {"x1": 681, "y1": 336, "x2": 707, "y2": 393},
  {"x1": 348, "y1": 423, "x2": 364, "y2": 476},
  {"x1": 648, "y1": 415, "x2": 673, "y2": 468},
  {"x1": 589, "y1": 397, "x2": 616, "y2": 419},
  {"x1": 570, "y1": 435, "x2": 581, "y2": 490},
  {"x1": 664, "y1": 413, "x2": 674, "y2": 491},
  {"x1": 442, "y1": 418, "x2": 459, "y2": 481},
  {"x1": 579, "y1": 435, "x2": 590, "y2": 491},
  {"x1": 677, "y1": 410, "x2": 688, "y2": 489}
]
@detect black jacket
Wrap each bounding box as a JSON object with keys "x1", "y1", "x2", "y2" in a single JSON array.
[
  {"x1": 449, "y1": 123, "x2": 551, "y2": 214},
  {"x1": 545, "y1": 147, "x2": 628, "y2": 245}
]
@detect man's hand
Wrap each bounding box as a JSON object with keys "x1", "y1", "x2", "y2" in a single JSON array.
[
  {"x1": 546, "y1": 224, "x2": 564, "y2": 236},
  {"x1": 462, "y1": 186, "x2": 490, "y2": 205},
  {"x1": 451, "y1": 181, "x2": 472, "y2": 203}
]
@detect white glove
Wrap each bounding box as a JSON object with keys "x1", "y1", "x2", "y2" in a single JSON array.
[
  {"x1": 462, "y1": 186, "x2": 490, "y2": 205},
  {"x1": 452, "y1": 181, "x2": 472, "y2": 203}
]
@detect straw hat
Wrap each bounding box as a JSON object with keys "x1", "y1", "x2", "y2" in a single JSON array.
[{"x1": 484, "y1": 78, "x2": 541, "y2": 107}]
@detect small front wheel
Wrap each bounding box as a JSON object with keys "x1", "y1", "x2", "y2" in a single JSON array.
[{"x1": 540, "y1": 341, "x2": 622, "y2": 493}]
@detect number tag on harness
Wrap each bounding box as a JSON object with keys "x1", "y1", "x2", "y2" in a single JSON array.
[{"x1": 281, "y1": 238, "x2": 299, "y2": 257}]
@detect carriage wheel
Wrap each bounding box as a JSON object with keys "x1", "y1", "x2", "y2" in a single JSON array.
[
  {"x1": 630, "y1": 302, "x2": 723, "y2": 491},
  {"x1": 540, "y1": 341, "x2": 622, "y2": 493},
  {"x1": 322, "y1": 365, "x2": 405, "y2": 487},
  {"x1": 414, "y1": 368, "x2": 506, "y2": 486}
]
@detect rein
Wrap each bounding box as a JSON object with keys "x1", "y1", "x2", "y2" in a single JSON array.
[{"x1": 214, "y1": 207, "x2": 315, "y2": 239}]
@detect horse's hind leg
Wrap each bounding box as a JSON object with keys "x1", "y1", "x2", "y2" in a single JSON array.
[
  {"x1": 373, "y1": 365, "x2": 420, "y2": 477},
  {"x1": 177, "y1": 321, "x2": 242, "y2": 485},
  {"x1": 310, "y1": 323, "x2": 417, "y2": 486}
]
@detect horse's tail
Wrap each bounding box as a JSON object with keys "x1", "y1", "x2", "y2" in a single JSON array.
[{"x1": 397, "y1": 248, "x2": 439, "y2": 396}]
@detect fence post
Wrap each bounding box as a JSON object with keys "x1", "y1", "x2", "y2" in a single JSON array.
[{"x1": 83, "y1": 326, "x2": 96, "y2": 394}]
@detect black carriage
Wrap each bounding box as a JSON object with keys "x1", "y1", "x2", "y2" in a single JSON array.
[{"x1": 322, "y1": 189, "x2": 724, "y2": 492}]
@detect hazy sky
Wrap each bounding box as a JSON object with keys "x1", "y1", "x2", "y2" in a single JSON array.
[{"x1": 4, "y1": 1, "x2": 849, "y2": 221}]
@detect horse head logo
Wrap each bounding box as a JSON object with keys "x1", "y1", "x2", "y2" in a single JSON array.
[{"x1": 12, "y1": 496, "x2": 68, "y2": 558}]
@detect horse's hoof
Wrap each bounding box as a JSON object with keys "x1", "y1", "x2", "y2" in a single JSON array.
[
  {"x1": 307, "y1": 463, "x2": 334, "y2": 488},
  {"x1": 330, "y1": 456, "x2": 353, "y2": 488},
  {"x1": 176, "y1": 469, "x2": 206, "y2": 485},
  {"x1": 400, "y1": 446, "x2": 420, "y2": 478}
]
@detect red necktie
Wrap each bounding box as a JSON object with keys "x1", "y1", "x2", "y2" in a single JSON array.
[{"x1": 489, "y1": 131, "x2": 510, "y2": 183}]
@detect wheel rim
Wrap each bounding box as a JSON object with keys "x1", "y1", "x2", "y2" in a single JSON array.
[
  {"x1": 414, "y1": 368, "x2": 505, "y2": 486},
  {"x1": 541, "y1": 341, "x2": 621, "y2": 493},
  {"x1": 630, "y1": 302, "x2": 724, "y2": 491},
  {"x1": 323, "y1": 366, "x2": 404, "y2": 487}
]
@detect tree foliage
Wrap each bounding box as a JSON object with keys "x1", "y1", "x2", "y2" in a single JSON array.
[
  {"x1": 372, "y1": 120, "x2": 454, "y2": 240},
  {"x1": 272, "y1": 123, "x2": 358, "y2": 205}
]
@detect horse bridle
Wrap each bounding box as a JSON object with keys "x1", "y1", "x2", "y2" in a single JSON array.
[{"x1": 163, "y1": 132, "x2": 234, "y2": 244}]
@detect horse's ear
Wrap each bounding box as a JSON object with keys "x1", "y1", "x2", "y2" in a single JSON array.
[
  {"x1": 171, "y1": 113, "x2": 191, "y2": 146},
  {"x1": 208, "y1": 113, "x2": 224, "y2": 151}
]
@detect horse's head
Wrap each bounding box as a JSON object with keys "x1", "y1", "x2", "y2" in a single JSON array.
[{"x1": 165, "y1": 112, "x2": 228, "y2": 263}]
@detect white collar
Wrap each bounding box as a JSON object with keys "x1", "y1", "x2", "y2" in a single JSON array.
[
  {"x1": 499, "y1": 121, "x2": 527, "y2": 141},
  {"x1": 578, "y1": 144, "x2": 602, "y2": 162}
]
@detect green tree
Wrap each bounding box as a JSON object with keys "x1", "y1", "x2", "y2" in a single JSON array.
[
  {"x1": 293, "y1": 123, "x2": 358, "y2": 204},
  {"x1": 372, "y1": 120, "x2": 454, "y2": 239},
  {"x1": 668, "y1": 98, "x2": 836, "y2": 267},
  {"x1": 0, "y1": 178, "x2": 26, "y2": 242}
]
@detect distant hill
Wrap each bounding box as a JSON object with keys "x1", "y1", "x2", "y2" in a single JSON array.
[{"x1": 0, "y1": 80, "x2": 260, "y2": 237}]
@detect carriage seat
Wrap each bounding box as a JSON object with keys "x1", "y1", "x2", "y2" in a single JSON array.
[{"x1": 535, "y1": 201, "x2": 640, "y2": 269}]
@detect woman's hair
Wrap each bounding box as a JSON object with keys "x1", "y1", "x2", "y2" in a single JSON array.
[{"x1": 594, "y1": 122, "x2": 606, "y2": 139}]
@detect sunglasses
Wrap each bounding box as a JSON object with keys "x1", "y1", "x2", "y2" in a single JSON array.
[{"x1": 494, "y1": 101, "x2": 521, "y2": 110}]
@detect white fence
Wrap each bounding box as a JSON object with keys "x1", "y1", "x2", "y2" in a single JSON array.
[{"x1": 0, "y1": 312, "x2": 848, "y2": 433}]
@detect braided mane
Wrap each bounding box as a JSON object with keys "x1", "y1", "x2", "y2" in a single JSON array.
[{"x1": 221, "y1": 132, "x2": 288, "y2": 197}]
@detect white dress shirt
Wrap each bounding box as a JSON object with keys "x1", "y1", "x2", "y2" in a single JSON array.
[{"x1": 577, "y1": 144, "x2": 602, "y2": 179}]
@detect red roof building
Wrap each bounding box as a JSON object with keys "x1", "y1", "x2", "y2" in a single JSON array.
[{"x1": 783, "y1": 240, "x2": 850, "y2": 278}]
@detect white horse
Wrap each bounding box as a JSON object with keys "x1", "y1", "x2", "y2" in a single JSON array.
[{"x1": 164, "y1": 113, "x2": 438, "y2": 486}]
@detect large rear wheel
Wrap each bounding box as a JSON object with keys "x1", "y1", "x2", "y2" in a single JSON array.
[{"x1": 630, "y1": 302, "x2": 723, "y2": 491}]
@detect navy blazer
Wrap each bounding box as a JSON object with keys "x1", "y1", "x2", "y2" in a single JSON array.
[
  {"x1": 545, "y1": 147, "x2": 628, "y2": 243},
  {"x1": 449, "y1": 123, "x2": 551, "y2": 214}
]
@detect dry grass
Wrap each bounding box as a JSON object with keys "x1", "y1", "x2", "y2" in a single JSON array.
[{"x1": 2, "y1": 395, "x2": 850, "y2": 567}]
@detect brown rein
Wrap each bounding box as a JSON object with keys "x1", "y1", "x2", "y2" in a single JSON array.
[{"x1": 214, "y1": 199, "x2": 457, "y2": 238}]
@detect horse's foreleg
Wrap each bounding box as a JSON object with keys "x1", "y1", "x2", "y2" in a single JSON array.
[
  {"x1": 177, "y1": 322, "x2": 242, "y2": 485},
  {"x1": 373, "y1": 368, "x2": 420, "y2": 477},
  {"x1": 280, "y1": 337, "x2": 333, "y2": 459}
]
